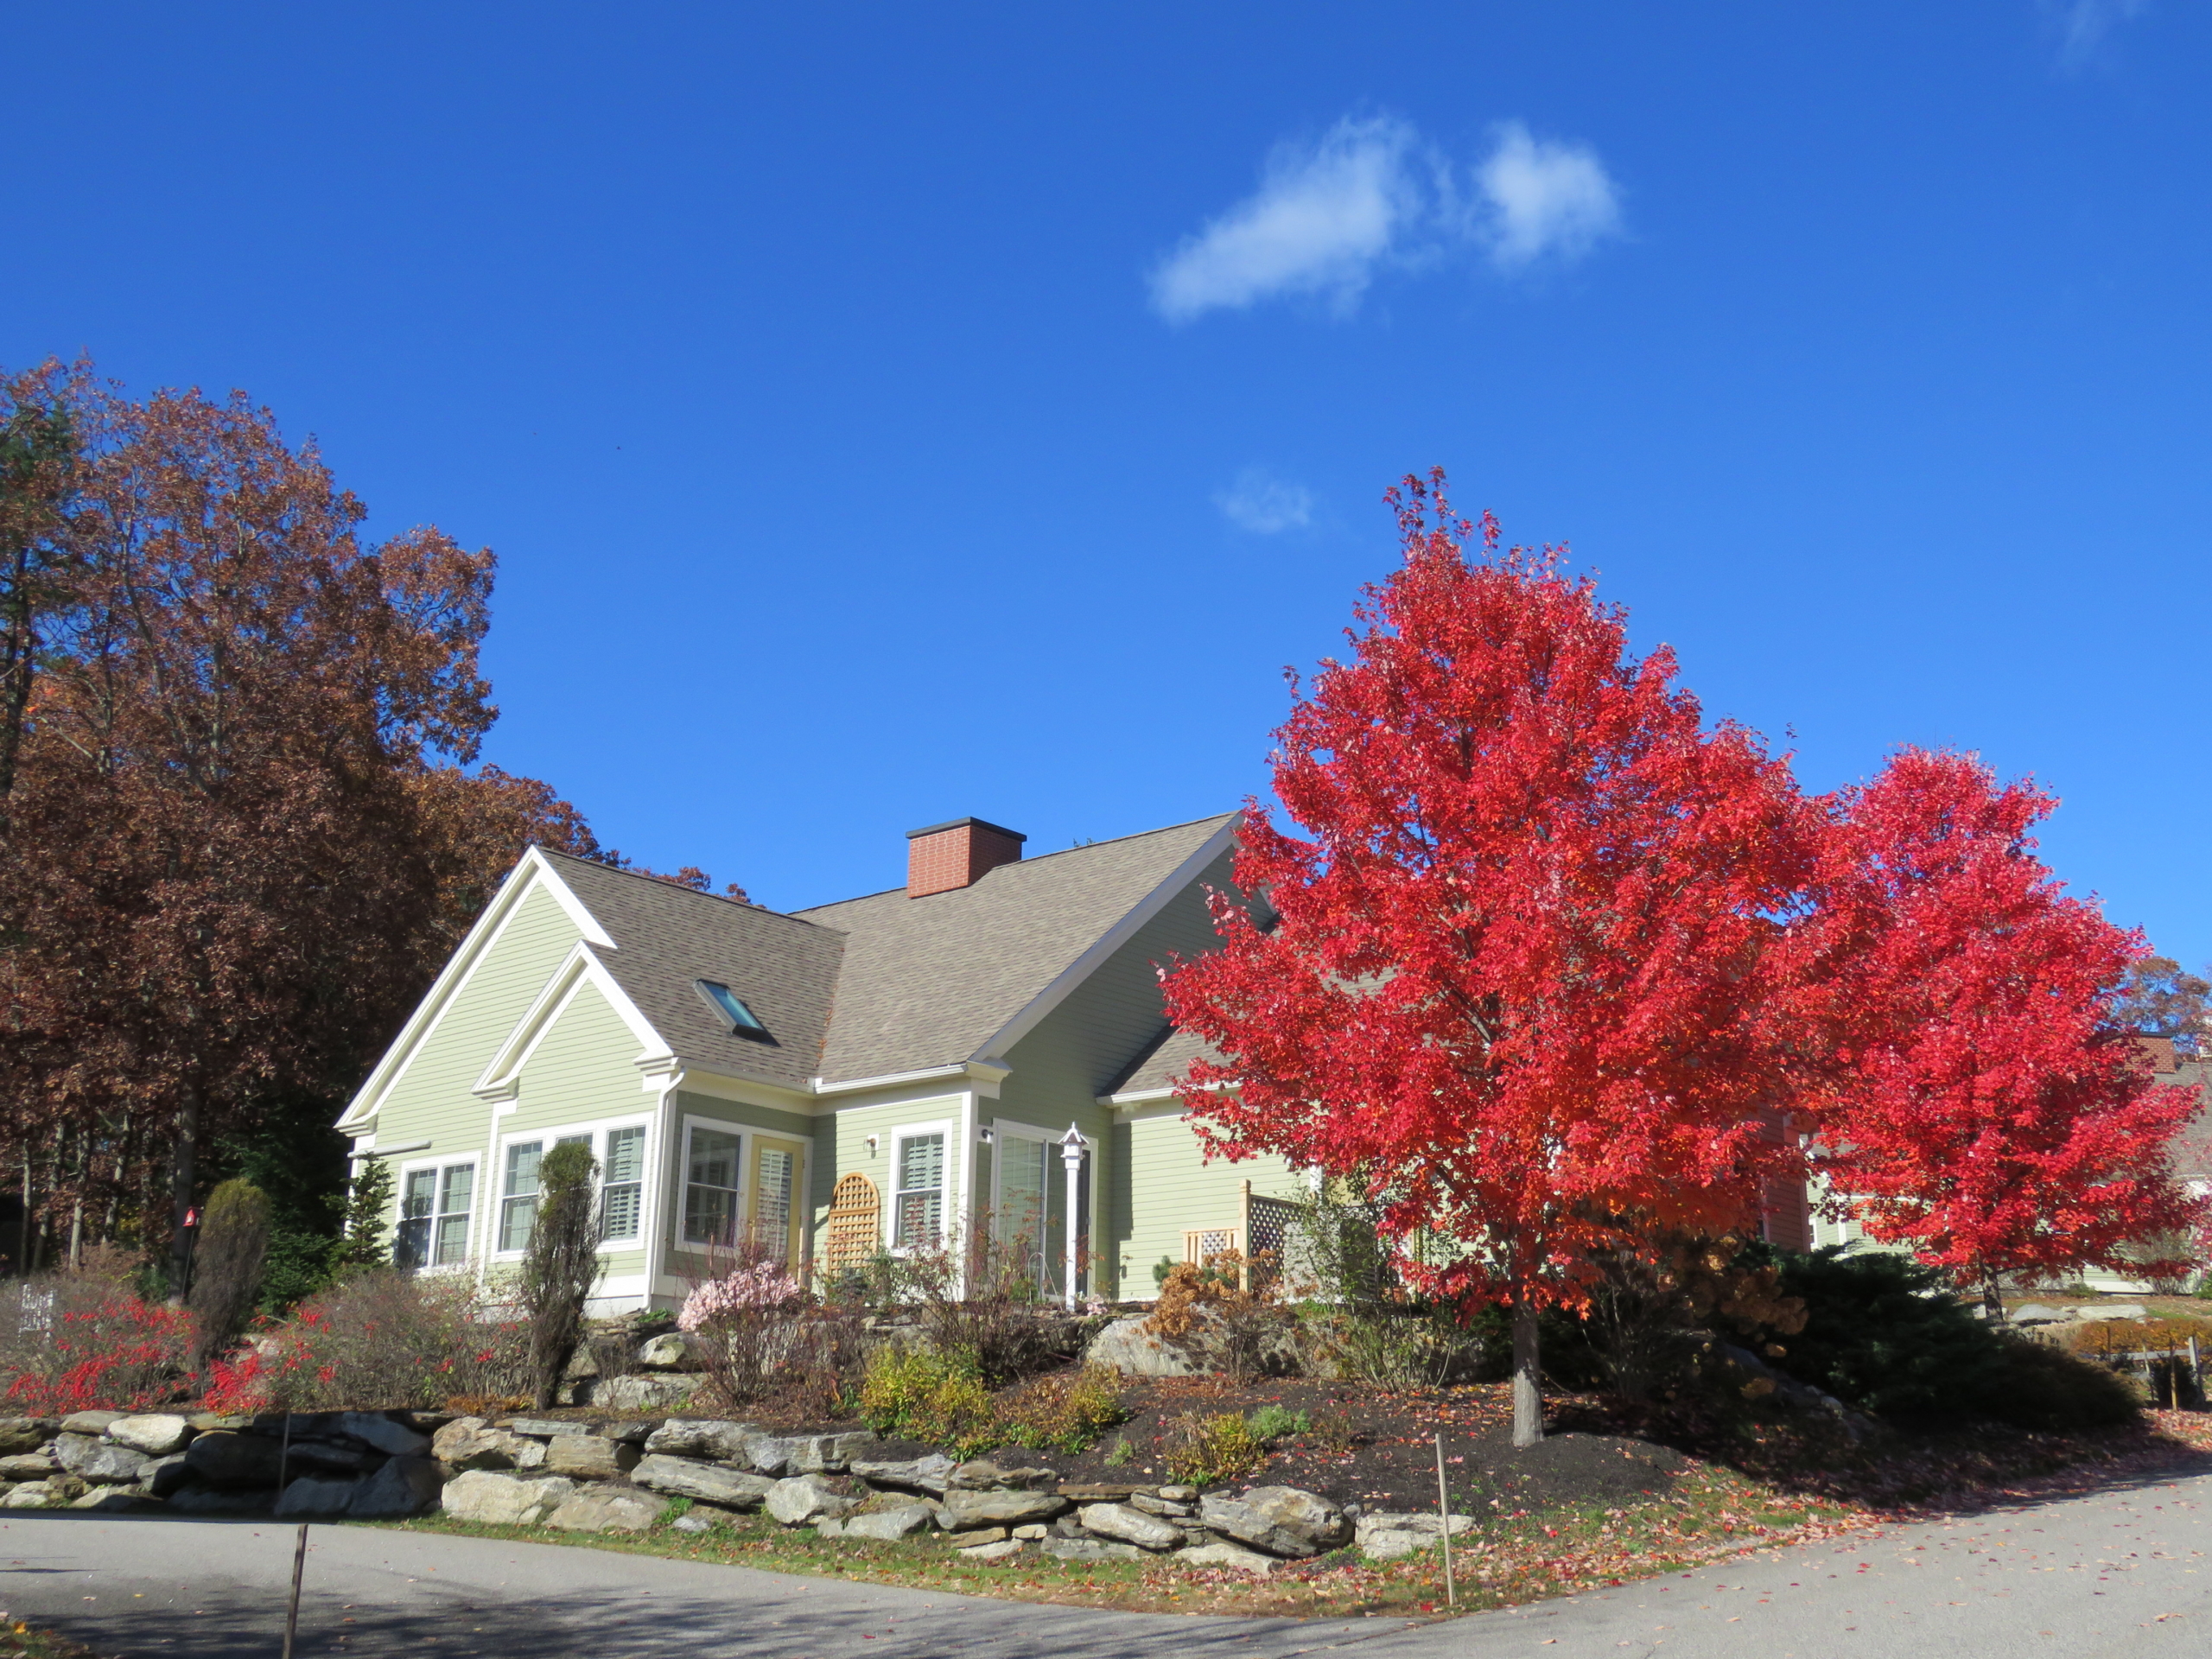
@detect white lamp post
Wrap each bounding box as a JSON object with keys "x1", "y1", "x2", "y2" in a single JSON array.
[{"x1": 1058, "y1": 1124, "x2": 1087, "y2": 1311}]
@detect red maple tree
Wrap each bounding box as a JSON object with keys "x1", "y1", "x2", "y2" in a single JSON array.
[
  {"x1": 1160, "y1": 474, "x2": 1820, "y2": 1445},
  {"x1": 1802, "y1": 747, "x2": 2203, "y2": 1307}
]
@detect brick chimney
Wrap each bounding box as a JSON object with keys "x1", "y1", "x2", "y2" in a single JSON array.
[{"x1": 906, "y1": 817, "x2": 1026, "y2": 897}]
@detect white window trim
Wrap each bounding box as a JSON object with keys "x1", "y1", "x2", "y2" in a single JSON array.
[
  {"x1": 489, "y1": 1114, "x2": 655, "y2": 1261},
  {"x1": 395, "y1": 1154, "x2": 479, "y2": 1274},
  {"x1": 888, "y1": 1119, "x2": 955, "y2": 1255}
]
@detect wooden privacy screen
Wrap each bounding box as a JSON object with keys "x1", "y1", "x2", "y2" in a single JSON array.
[{"x1": 823, "y1": 1173, "x2": 881, "y2": 1275}]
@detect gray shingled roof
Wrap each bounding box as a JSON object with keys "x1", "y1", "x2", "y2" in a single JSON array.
[
  {"x1": 541, "y1": 853, "x2": 845, "y2": 1094},
  {"x1": 792, "y1": 814, "x2": 1238, "y2": 1084},
  {"x1": 1104, "y1": 1022, "x2": 1223, "y2": 1097}
]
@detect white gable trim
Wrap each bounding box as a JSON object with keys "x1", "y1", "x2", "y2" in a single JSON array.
[
  {"x1": 472, "y1": 940, "x2": 674, "y2": 1102},
  {"x1": 969, "y1": 814, "x2": 1241, "y2": 1066},
  {"x1": 335, "y1": 848, "x2": 616, "y2": 1132}
]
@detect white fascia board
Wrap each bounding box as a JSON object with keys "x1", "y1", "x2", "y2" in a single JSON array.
[
  {"x1": 813, "y1": 1059, "x2": 1011, "y2": 1098},
  {"x1": 472, "y1": 940, "x2": 674, "y2": 1101},
  {"x1": 1102, "y1": 1078, "x2": 1238, "y2": 1109},
  {"x1": 336, "y1": 849, "x2": 614, "y2": 1132},
  {"x1": 969, "y1": 814, "x2": 1241, "y2": 1066},
  {"x1": 663, "y1": 1066, "x2": 816, "y2": 1113}
]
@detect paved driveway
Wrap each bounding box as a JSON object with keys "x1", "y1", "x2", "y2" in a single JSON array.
[{"x1": 3, "y1": 1461, "x2": 2208, "y2": 1659}]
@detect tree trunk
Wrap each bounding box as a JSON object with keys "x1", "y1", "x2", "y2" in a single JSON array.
[
  {"x1": 1511, "y1": 1294, "x2": 1543, "y2": 1448},
  {"x1": 167, "y1": 1084, "x2": 200, "y2": 1301},
  {"x1": 1980, "y1": 1261, "x2": 2004, "y2": 1323}
]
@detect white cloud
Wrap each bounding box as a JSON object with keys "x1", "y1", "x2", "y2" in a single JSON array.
[
  {"x1": 1215, "y1": 468, "x2": 1313, "y2": 534},
  {"x1": 1149, "y1": 114, "x2": 1621, "y2": 321},
  {"x1": 1474, "y1": 122, "x2": 1624, "y2": 271},
  {"x1": 2042, "y1": 0, "x2": 2148, "y2": 67},
  {"x1": 1149, "y1": 118, "x2": 1417, "y2": 322}
]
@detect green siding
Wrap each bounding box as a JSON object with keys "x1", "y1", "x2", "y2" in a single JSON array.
[
  {"x1": 503, "y1": 976, "x2": 659, "y2": 1278},
  {"x1": 367, "y1": 880, "x2": 586, "y2": 1234},
  {"x1": 989, "y1": 848, "x2": 1243, "y2": 1295},
  {"x1": 814, "y1": 1094, "x2": 965, "y2": 1255},
  {"x1": 1114, "y1": 1109, "x2": 1300, "y2": 1295}
]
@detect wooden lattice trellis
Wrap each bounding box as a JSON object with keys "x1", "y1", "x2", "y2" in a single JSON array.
[{"x1": 822, "y1": 1173, "x2": 881, "y2": 1276}]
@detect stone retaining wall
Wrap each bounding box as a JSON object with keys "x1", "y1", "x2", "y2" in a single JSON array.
[{"x1": 0, "y1": 1408, "x2": 1449, "y2": 1570}]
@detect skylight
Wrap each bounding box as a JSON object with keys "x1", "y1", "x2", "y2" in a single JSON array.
[{"x1": 696, "y1": 980, "x2": 770, "y2": 1039}]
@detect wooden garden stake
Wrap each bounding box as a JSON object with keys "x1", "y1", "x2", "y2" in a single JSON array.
[
  {"x1": 282, "y1": 1521, "x2": 308, "y2": 1659},
  {"x1": 1433, "y1": 1432, "x2": 1456, "y2": 1607}
]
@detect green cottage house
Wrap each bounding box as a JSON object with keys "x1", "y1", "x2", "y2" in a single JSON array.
[{"x1": 336, "y1": 813, "x2": 1305, "y2": 1313}]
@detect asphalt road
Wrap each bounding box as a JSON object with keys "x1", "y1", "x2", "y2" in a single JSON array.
[{"x1": 3, "y1": 1460, "x2": 2208, "y2": 1659}]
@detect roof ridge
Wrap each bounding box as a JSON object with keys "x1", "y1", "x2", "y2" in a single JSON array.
[{"x1": 791, "y1": 810, "x2": 1237, "y2": 915}]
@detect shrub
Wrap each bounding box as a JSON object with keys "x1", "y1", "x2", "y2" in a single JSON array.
[
  {"x1": 200, "y1": 1270, "x2": 531, "y2": 1411},
  {"x1": 996, "y1": 1364, "x2": 1125, "y2": 1453},
  {"x1": 1, "y1": 1257, "x2": 194, "y2": 1414},
  {"x1": 1306, "y1": 1300, "x2": 1488, "y2": 1387},
  {"x1": 875, "y1": 1224, "x2": 1074, "y2": 1387},
  {"x1": 188, "y1": 1179, "x2": 272, "y2": 1372},
  {"x1": 1245, "y1": 1403, "x2": 1310, "y2": 1441},
  {"x1": 676, "y1": 1245, "x2": 833, "y2": 1408},
  {"x1": 1161, "y1": 1411, "x2": 1267, "y2": 1486},
  {"x1": 1770, "y1": 1246, "x2": 2139, "y2": 1430},
  {"x1": 1146, "y1": 1251, "x2": 1287, "y2": 1380},
  {"x1": 857, "y1": 1343, "x2": 995, "y2": 1450},
  {"x1": 518, "y1": 1141, "x2": 602, "y2": 1410}
]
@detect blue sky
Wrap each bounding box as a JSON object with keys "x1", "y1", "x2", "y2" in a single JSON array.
[{"x1": 9, "y1": 3, "x2": 2208, "y2": 958}]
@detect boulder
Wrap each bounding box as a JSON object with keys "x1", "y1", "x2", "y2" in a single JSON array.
[
  {"x1": 276, "y1": 1474, "x2": 361, "y2": 1518},
  {"x1": 1354, "y1": 1511, "x2": 1475, "y2": 1560},
  {"x1": 59, "y1": 1410, "x2": 124, "y2": 1437},
  {"x1": 135, "y1": 1452, "x2": 194, "y2": 1498},
  {"x1": 431, "y1": 1419, "x2": 546, "y2": 1471},
  {"x1": 1198, "y1": 1487, "x2": 1352, "y2": 1559},
  {"x1": 54, "y1": 1433, "x2": 150, "y2": 1486},
  {"x1": 594, "y1": 1375, "x2": 701, "y2": 1411},
  {"x1": 168, "y1": 1485, "x2": 274, "y2": 1515},
  {"x1": 939, "y1": 1487, "x2": 1070, "y2": 1529},
  {"x1": 958, "y1": 1538, "x2": 1026, "y2": 1560},
  {"x1": 348, "y1": 1456, "x2": 444, "y2": 1518},
  {"x1": 820, "y1": 1503, "x2": 935, "y2": 1541},
  {"x1": 1084, "y1": 1316, "x2": 1207, "y2": 1377},
  {"x1": 438, "y1": 1471, "x2": 575, "y2": 1527},
  {"x1": 946, "y1": 1459, "x2": 1057, "y2": 1491},
  {"x1": 185, "y1": 1430, "x2": 287, "y2": 1487},
  {"x1": 2078, "y1": 1303, "x2": 2149, "y2": 1322},
  {"x1": 746, "y1": 1432, "x2": 877, "y2": 1476},
  {"x1": 1077, "y1": 1503, "x2": 1185, "y2": 1552},
  {"x1": 2, "y1": 1480, "x2": 67, "y2": 1509},
  {"x1": 670, "y1": 1511, "x2": 720, "y2": 1535},
  {"x1": 602, "y1": 1421, "x2": 659, "y2": 1446},
  {"x1": 849, "y1": 1452, "x2": 957, "y2": 1496},
  {"x1": 497, "y1": 1418, "x2": 589, "y2": 1440},
  {"x1": 329, "y1": 1413, "x2": 432, "y2": 1458},
  {"x1": 543, "y1": 1436, "x2": 640, "y2": 1482},
  {"x1": 1158, "y1": 1484, "x2": 1198, "y2": 1503},
  {"x1": 765, "y1": 1474, "x2": 861, "y2": 1527},
  {"x1": 70, "y1": 1488, "x2": 142, "y2": 1512},
  {"x1": 644, "y1": 1419, "x2": 765, "y2": 1464},
  {"x1": 284, "y1": 1440, "x2": 377, "y2": 1474},
  {"x1": 105, "y1": 1414, "x2": 194, "y2": 1457},
  {"x1": 945, "y1": 1526, "x2": 1009, "y2": 1547},
  {"x1": 1043, "y1": 1536, "x2": 1143, "y2": 1562},
  {"x1": 0, "y1": 1418, "x2": 51, "y2": 1456},
  {"x1": 635, "y1": 1332, "x2": 697, "y2": 1371},
  {"x1": 0, "y1": 1452, "x2": 59, "y2": 1479},
  {"x1": 547, "y1": 1484, "x2": 662, "y2": 1533},
  {"x1": 2007, "y1": 1303, "x2": 2069, "y2": 1325},
  {"x1": 1127, "y1": 1491, "x2": 1194, "y2": 1518},
  {"x1": 188, "y1": 1412, "x2": 253, "y2": 1431},
  {"x1": 1179, "y1": 1541, "x2": 1278, "y2": 1575},
  {"x1": 630, "y1": 1454, "x2": 776, "y2": 1510}
]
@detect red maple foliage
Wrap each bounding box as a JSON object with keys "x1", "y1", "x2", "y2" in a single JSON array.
[
  {"x1": 1801, "y1": 747, "x2": 2203, "y2": 1306},
  {"x1": 1160, "y1": 474, "x2": 1821, "y2": 1445}
]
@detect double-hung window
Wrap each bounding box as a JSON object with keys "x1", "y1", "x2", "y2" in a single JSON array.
[
  {"x1": 601, "y1": 1125, "x2": 646, "y2": 1243},
  {"x1": 396, "y1": 1161, "x2": 474, "y2": 1269},
  {"x1": 683, "y1": 1127, "x2": 742, "y2": 1248},
  {"x1": 499, "y1": 1141, "x2": 543, "y2": 1253},
  {"x1": 893, "y1": 1132, "x2": 945, "y2": 1249}
]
